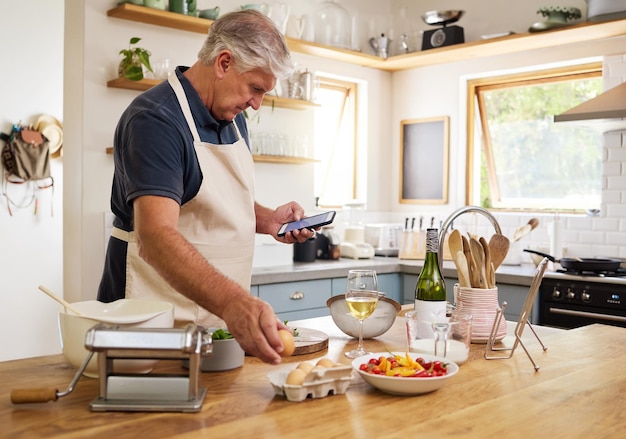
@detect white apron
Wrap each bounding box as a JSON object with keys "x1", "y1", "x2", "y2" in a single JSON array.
[{"x1": 115, "y1": 72, "x2": 256, "y2": 328}]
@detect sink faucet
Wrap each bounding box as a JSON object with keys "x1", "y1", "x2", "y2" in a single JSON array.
[{"x1": 438, "y1": 206, "x2": 502, "y2": 267}]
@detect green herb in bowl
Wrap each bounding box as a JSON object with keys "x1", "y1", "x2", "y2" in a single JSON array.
[{"x1": 211, "y1": 328, "x2": 234, "y2": 340}]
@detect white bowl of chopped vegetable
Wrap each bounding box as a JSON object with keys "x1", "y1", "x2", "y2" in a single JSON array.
[
  {"x1": 201, "y1": 328, "x2": 245, "y2": 371},
  {"x1": 352, "y1": 352, "x2": 459, "y2": 396}
]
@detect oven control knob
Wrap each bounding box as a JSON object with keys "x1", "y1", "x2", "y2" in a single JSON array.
[
  {"x1": 566, "y1": 289, "x2": 576, "y2": 300},
  {"x1": 581, "y1": 291, "x2": 591, "y2": 303},
  {"x1": 552, "y1": 288, "x2": 562, "y2": 299}
]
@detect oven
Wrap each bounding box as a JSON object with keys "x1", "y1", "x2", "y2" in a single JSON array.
[{"x1": 539, "y1": 275, "x2": 626, "y2": 329}]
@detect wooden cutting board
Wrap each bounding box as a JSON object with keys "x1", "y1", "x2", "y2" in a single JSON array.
[{"x1": 292, "y1": 327, "x2": 329, "y2": 355}]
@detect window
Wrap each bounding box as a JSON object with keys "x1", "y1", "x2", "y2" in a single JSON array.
[
  {"x1": 313, "y1": 77, "x2": 358, "y2": 208},
  {"x1": 467, "y1": 63, "x2": 603, "y2": 212}
]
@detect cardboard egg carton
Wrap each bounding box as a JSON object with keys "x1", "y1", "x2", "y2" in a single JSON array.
[{"x1": 266, "y1": 364, "x2": 353, "y2": 402}]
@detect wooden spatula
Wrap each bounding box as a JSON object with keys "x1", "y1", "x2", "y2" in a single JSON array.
[
  {"x1": 462, "y1": 235, "x2": 479, "y2": 288},
  {"x1": 488, "y1": 234, "x2": 510, "y2": 271},
  {"x1": 454, "y1": 251, "x2": 471, "y2": 288},
  {"x1": 470, "y1": 236, "x2": 486, "y2": 288},
  {"x1": 480, "y1": 236, "x2": 494, "y2": 288}
]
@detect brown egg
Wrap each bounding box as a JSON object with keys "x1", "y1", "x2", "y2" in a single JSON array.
[
  {"x1": 286, "y1": 368, "x2": 306, "y2": 386},
  {"x1": 278, "y1": 329, "x2": 295, "y2": 357},
  {"x1": 316, "y1": 358, "x2": 335, "y2": 368},
  {"x1": 296, "y1": 362, "x2": 314, "y2": 374}
]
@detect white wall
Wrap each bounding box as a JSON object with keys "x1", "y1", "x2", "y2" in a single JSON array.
[{"x1": 0, "y1": 0, "x2": 64, "y2": 361}]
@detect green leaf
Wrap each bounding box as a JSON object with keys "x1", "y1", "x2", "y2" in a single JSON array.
[
  {"x1": 211, "y1": 329, "x2": 233, "y2": 340},
  {"x1": 124, "y1": 65, "x2": 144, "y2": 81},
  {"x1": 137, "y1": 52, "x2": 153, "y2": 72},
  {"x1": 129, "y1": 37, "x2": 141, "y2": 45}
]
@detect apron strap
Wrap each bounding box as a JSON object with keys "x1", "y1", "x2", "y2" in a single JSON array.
[{"x1": 168, "y1": 72, "x2": 201, "y2": 143}]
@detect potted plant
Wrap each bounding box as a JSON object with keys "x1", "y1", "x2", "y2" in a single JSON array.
[{"x1": 118, "y1": 37, "x2": 153, "y2": 81}]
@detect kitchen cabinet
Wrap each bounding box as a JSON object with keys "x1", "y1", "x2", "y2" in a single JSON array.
[
  {"x1": 256, "y1": 279, "x2": 331, "y2": 321},
  {"x1": 331, "y1": 272, "x2": 401, "y2": 303},
  {"x1": 498, "y1": 283, "x2": 539, "y2": 324},
  {"x1": 107, "y1": 3, "x2": 626, "y2": 72}
]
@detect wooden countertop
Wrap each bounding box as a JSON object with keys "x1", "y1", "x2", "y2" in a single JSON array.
[{"x1": 2, "y1": 314, "x2": 625, "y2": 438}]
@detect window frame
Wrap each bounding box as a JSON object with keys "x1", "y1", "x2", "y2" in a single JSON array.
[
  {"x1": 465, "y1": 62, "x2": 603, "y2": 211},
  {"x1": 314, "y1": 76, "x2": 359, "y2": 209}
]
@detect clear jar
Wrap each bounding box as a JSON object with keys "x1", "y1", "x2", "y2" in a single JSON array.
[{"x1": 314, "y1": 0, "x2": 351, "y2": 49}]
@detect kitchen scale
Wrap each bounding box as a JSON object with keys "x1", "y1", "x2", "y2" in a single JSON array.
[
  {"x1": 11, "y1": 324, "x2": 212, "y2": 412},
  {"x1": 421, "y1": 10, "x2": 465, "y2": 50}
]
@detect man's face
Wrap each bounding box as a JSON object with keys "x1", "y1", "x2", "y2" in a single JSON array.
[{"x1": 212, "y1": 64, "x2": 276, "y2": 122}]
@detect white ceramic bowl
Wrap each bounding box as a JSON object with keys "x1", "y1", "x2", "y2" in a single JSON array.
[
  {"x1": 58, "y1": 299, "x2": 174, "y2": 377},
  {"x1": 326, "y1": 294, "x2": 400, "y2": 339},
  {"x1": 197, "y1": 329, "x2": 245, "y2": 371},
  {"x1": 352, "y1": 352, "x2": 459, "y2": 396}
]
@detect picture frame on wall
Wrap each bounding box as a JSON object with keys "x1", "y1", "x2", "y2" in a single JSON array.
[{"x1": 399, "y1": 116, "x2": 449, "y2": 204}]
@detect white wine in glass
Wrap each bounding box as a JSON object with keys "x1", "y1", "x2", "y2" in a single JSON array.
[{"x1": 344, "y1": 270, "x2": 379, "y2": 358}]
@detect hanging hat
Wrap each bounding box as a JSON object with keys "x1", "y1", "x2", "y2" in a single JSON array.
[{"x1": 34, "y1": 114, "x2": 63, "y2": 158}]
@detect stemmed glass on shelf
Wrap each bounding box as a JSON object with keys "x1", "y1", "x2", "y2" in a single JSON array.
[{"x1": 344, "y1": 270, "x2": 379, "y2": 358}]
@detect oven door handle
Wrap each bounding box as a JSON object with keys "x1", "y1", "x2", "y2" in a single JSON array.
[{"x1": 549, "y1": 307, "x2": 626, "y2": 323}]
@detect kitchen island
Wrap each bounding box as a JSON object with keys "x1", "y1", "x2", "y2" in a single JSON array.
[{"x1": 2, "y1": 312, "x2": 625, "y2": 438}]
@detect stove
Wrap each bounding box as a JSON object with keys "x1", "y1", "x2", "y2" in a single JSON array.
[{"x1": 539, "y1": 270, "x2": 626, "y2": 329}]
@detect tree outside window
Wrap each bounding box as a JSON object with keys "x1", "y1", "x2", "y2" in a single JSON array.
[{"x1": 467, "y1": 63, "x2": 603, "y2": 212}]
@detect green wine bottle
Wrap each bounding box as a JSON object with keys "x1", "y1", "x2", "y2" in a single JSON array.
[{"x1": 414, "y1": 228, "x2": 447, "y2": 329}]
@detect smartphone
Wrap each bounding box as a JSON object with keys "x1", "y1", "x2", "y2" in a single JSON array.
[{"x1": 277, "y1": 211, "x2": 336, "y2": 237}]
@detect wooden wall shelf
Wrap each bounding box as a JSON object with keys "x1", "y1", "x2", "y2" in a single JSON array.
[
  {"x1": 106, "y1": 147, "x2": 316, "y2": 164},
  {"x1": 107, "y1": 77, "x2": 319, "y2": 110},
  {"x1": 252, "y1": 155, "x2": 318, "y2": 164},
  {"x1": 107, "y1": 3, "x2": 626, "y2": 72}
]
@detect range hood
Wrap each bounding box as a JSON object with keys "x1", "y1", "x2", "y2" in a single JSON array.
[{"x1": 554, "y1": 82, "x2": 626, "y2": 132}]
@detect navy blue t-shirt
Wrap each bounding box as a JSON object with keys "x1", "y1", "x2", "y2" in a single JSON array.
[{"x1": 98, "y1": 66, "x2": 250, "y2": 302}]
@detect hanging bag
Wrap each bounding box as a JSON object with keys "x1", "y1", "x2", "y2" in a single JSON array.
[{"x1": 1, "y1": 124, "x2": 54, "y2": 215}]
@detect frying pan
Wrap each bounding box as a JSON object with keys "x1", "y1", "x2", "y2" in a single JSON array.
[{"x1": 523, "y1": 249, "x2": 622, "y2": 272}]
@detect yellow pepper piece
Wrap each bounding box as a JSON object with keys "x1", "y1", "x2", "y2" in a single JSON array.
[
  {"x1": 394, "y1": 354, "x2": 409, "y2": 367},
  {"x1": 378, "y1": 356, "x2": 388, "y2": 373},
  {"x1": 386, "y1": 366, "x2": 418, "y2": 377},
  {"x1": 406, "y1": 352, "x2": 424, "y2": 371}
]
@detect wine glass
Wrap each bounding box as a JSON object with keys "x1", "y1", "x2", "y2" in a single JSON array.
[{"x1": 344, "y1": 270, "x2": 379, "y2": 358}]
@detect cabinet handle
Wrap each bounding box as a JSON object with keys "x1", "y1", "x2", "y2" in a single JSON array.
[{"x1": 290, "y1": 291, "x2": 304, "y2": 300}]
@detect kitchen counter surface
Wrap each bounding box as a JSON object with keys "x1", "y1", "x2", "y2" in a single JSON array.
[
  {"x1": 2, "y1": 314, "x2": 625, "y2": 438},
  {"x1": 252, "y1": 257, "x2": 626, "y2": 286}
]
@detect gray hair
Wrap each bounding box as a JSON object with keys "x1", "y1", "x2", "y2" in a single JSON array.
[{"x1": 198, "y1": 10, "x2": 294, "y2": 80}]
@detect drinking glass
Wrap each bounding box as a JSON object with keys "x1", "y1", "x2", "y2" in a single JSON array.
[{"x1": 344, "y1": 270, "x2": 379, "y2": 358}]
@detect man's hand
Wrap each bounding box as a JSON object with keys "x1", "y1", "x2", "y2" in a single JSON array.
[
  {"x1": 255, "y1": 201, "x2": 315, "y2": 243},
  {"x1": 221, "y1": 295, "x2": 289, "y2": 364}
]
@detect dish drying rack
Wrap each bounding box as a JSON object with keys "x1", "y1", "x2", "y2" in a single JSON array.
[{"x1": 484, "y1": 257, "x2": 550, "y2": 371}]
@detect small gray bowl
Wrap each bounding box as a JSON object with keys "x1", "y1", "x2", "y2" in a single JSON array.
[
  {"x1": 327, "y1": 294, "x2": 401, "y2": 339},
  {"x1": 183, "y1": 328, "x2": 245, "y2": 372}
]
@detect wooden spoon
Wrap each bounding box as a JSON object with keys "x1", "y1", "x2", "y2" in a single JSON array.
[
  {"x1": 479, "y1": 236, "x2": 492, "y2": 288},
  {"x1": 462, "y1": 235, "x2": 479, "y2": 288},
  {"x1": 38, "y1": 285, "x2": 84, "y2": 316},
  {"x1": 448, "y1": 229, "x2": 463, "y2": 258},
  {"x1": 488, "y1": 234, "x2": 510, "y2": 271},
  {"x1": 454, "y1": 251, "x2": 471, "y2": 288},
  {"x1": 469, "y1": 236, "x2": 486, "y2": 288}
]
